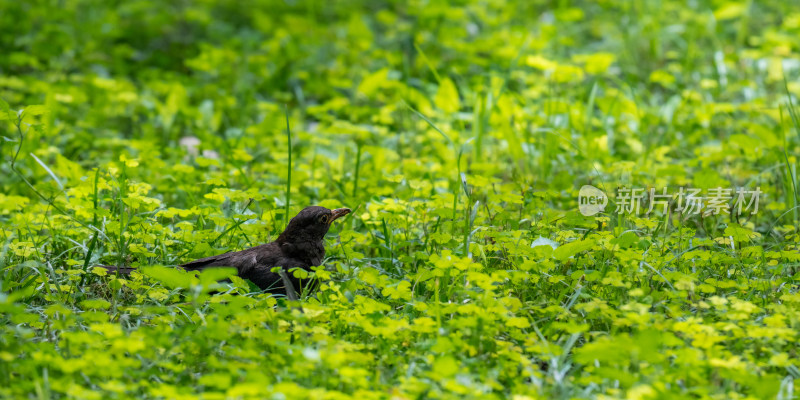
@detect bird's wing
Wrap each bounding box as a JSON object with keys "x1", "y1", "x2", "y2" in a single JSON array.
[{"x1": 240, "y1": 255, "x2": 310, "y2": 294}]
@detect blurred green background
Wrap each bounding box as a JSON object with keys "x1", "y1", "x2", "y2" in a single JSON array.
[{"x1": 1, "y1": 1, "x2": 800, "y2": 398}]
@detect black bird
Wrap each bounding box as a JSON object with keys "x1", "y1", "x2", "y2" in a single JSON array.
[{"x1": 101, "y1": 206, "x2": 351, "y2": 297}]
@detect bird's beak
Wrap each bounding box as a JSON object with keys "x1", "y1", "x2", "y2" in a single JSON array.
[{"x1": 330, "y1": 208, "x2": 351, "y2": 223}]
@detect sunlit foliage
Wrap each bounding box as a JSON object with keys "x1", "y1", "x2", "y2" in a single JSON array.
[{"x1": 1, "y1": 0, "x2": 800, "y2": 398}]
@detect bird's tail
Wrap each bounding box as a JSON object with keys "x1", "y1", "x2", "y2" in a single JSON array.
[
  {"x1": 95, "y1": 265, "x2": 138, "y2": 275},
  {"x1": 96, "y1": 252, "x2": 236, "y2": 276},
  {"x1": 95, "y1": 261, "x2": 223, "y2": 275},
  {"x1": 179, "y1": 253, "x2": 235, "y2": 272}
]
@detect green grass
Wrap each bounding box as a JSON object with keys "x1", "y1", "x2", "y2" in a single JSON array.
[{"x1": 1, "y1": 0, "x2": 800, "y2": 399}]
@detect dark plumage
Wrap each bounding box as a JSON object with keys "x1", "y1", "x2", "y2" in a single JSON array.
[{"x1": 100, "y1": 206, "x2": 350, "y2": 296}]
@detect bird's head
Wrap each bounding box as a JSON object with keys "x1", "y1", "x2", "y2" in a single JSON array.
[{"x1": 277, "y1": 206, "x2": 351, "y2": 245}]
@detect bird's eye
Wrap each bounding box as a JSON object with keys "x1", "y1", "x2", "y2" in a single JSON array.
[{"x1": 319, "y1": 215, "x2": 329, "y2": 224}]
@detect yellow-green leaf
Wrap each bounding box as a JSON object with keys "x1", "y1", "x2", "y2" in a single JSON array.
[{"x1": 434, "y1": 77, "x2": 460, "y2": 113}]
